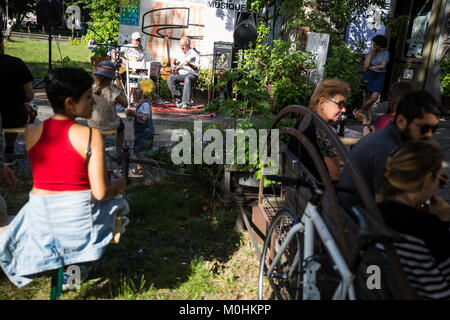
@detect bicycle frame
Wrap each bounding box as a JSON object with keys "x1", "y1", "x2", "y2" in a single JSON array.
[{"x1": 266, "y1": 202, "x2": 356, "y2": 300}]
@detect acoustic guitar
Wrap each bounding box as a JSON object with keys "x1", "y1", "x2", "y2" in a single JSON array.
[
  {"x1": 118, "y1": 55, "x2": 137, "y2": 75},
  {"x1": 172, "y1": 56, "x2": 196, "y2": 73},
  {"x1": 161, "y1": 35, "x2": 172, "y2": 81}
]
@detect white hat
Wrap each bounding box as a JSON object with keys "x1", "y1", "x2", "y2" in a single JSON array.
[{"x1": 131, "y1": 32, "x2": 142, "y2": 40}]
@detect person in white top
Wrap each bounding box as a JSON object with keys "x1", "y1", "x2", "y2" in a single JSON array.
[
  {"x1": 166, "y1": 36, "x2": 200, "y2": 109},
  {"x1": 108, "y1": 31, "x2": 145, "y2": 63},
  {"x1": 120, "y1": 31, "x2": 145, "y2": 62}
]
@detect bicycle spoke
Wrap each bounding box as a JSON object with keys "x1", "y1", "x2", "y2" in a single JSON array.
[{"x1": 258, "y1": 209, "x2": 302, "y2": 300}]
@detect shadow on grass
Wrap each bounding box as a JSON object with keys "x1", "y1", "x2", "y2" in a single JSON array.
[
  {"x1": 0, "y1": 173, "x2": 243, "y2": 299},
  {"x1": 70, "y1": 175, "x2": 241, "y2": 299}
]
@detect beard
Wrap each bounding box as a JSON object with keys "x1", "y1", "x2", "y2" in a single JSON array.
[
  {"x1": 400, "y1": 124, "x2": 430, "y2": 142},
  {"x1": 400, "y1": 125, "x2": 412, "y2": 142}
]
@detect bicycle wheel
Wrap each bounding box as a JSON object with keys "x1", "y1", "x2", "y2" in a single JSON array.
[{"x1": 258, "y1": 209, "x2": 302, "y2": 300}]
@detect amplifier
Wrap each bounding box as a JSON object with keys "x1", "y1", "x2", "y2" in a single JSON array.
[{"x1": 213, "y1": 42, "x2": 233, "y2": 71}]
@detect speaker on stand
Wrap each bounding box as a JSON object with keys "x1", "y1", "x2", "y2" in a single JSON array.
[
  {"x1": 36, "y1": 0, "x2": 64, "y2": 73},
  {"x1": 233, "y1": 12, "x2": 258, "y2": 50}
]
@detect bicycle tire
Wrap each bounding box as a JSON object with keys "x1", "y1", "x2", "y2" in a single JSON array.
[{"x1": 258, "y1": 208, "x2": 302, "y2": 300}]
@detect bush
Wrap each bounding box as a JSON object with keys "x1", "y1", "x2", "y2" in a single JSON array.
[
  {"x1": 440, "y1": 59, "x2": 450, "y2": 98},
  {"x1": 324, "y1": 40, "x2": 365, "y2": 108},
  {"x1": 210, "y1": 21, "x2": 315, "y2": 122}
]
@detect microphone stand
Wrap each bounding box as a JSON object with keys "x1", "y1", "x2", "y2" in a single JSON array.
[
  {"x1": 85, "y1": 24, "x2": 123, "y2": 71},
  {"x1": 32, "y1": 24, "x2": 54, "y2": 89}
]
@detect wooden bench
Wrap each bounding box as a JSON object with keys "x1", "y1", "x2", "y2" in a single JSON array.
[
  {"x1": 101, "y1": 129, "x2": 117, "y2": 136},
  {"x1": 3, "y1": 127, "x2": 26, "y2": 134}
]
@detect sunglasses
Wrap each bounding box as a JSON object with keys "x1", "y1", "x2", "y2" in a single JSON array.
[
  {"x1": 439, "y1": 174, "x2": 448, "y2": 189},
  {"x1": 327, "y1": 99, "x2": 347, "y2": 110},
  {"x1": 411, "y1": 122, "x2": 439, "y2": 134}
]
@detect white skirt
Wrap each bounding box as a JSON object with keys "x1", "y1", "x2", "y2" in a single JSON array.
[{"x1": 0, "y1": 190, "x2": 129, "y2": 288}]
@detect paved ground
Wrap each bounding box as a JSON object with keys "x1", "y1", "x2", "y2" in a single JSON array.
[
  {"x1": 7, "y1": 92, "x2": 450, "y2": 202},
  {"x1": 347, "y1": 102, "x2": 450, "y2": 202}
]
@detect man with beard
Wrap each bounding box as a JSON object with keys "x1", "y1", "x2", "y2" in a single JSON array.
[{"x1": 338, "y1": 90, "x2": 441, "y2": 213}]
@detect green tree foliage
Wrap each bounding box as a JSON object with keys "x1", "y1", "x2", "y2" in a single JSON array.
[
  {"x1": 75, "y1": 0, "x2": 120, "y2": 48},
  {"x1": 249, "y1": 0, "x2": 389, "y2": 40},
  {"x1": 247, "y1": 0, "x2": 390, "y2": 108},
  {"x1": 212, "y1": 21, "x2": 315, "y2": 123},
  {"x1": 0, "y1": 0, "x2": 35, "y2": 24},
  {"x1": 441, "y1": 59, "x2": 450, "y2": 98}
]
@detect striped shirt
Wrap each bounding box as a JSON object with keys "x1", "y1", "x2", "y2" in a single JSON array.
[{"x1": 377, "y1": 201, "x2": 450, "y2": 299}]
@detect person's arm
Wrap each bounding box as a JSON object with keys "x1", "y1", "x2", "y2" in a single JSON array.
[
  {"x1": 86, "y1": 128, "x2": 126, "y2": 200},
  {"x1": 324, "y1": 156, "x2": 341, "y2": 182},
  {"x1": 0, "y1": 166, "x2": 16, "y2": 190},
  {"x1": 126, "y1": 108, "x2": 149, "y2": 121},
  {"x1": 0, "y1": 114, "x2": 16, "y2": 190},
  {"x1": 184, "y1": 50, "x2": 200, "y2": 71},
  {"x1": 429, "y1": 195, "x2": 450, "y2": 222},
  {"x1": 170, "y1": 57, "x2": 178, "y2": 70},
  {"x1": 184, "y1": 60, "x2": 198, "y2": 71},
  {"x1": 115, "y1": 90, "x2": 128, "y2": 107},
  {"x1": 353, "y1": 109, "x2": 374, "y2": 136},
  {"x1": 368, "y1": 60, "x2": 387, "y2": 71},
  {"x1": 23, "y1": 81, "x2": 34, "y2": 103},
  {"x1": 364, "y1": 51, "x2": 373, "y2": 71}
]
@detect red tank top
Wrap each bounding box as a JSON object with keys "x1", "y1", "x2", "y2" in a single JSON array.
[{"x1": 27, "y1": 118, "x2": 91, "y2": 191}]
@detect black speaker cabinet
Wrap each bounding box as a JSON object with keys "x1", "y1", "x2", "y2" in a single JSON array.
[
  {"x1": 233, "y1": 12, "x2": 258, "y2": 49},
  {"x1": 37, "y1": 0, "x2": 64, "y2": 26},
  {"x1": 213, "y1": 42, "x2": 233, "y2": 71}
]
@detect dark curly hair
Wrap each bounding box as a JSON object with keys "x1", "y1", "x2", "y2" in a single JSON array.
[
  {"x1": 45, "y1": 68, "x2": 93, "y2": 114},
  {"x1": 394, "y1": 90, "x2": 441, "y2": 124}
]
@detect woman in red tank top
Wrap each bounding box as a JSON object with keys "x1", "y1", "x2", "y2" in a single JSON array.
[
  {"x1": 25, "y1": 68, "x2": 126, "y2": 198},
  {"x1": 0, "y1": 68, "x2": 129, "y2": 288}
]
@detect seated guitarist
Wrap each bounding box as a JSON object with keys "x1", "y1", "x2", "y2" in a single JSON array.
[
  {"x1": 120, "y1": 32, "x2": 145, "y2": 62},
  {"x1": 167, "y1": 36, "x2": 200, "y2": 109},
  {"x1": 109, "y1": 32, "x2": 145, "y2": 63},
  {"x1": 109, "y1": 31, "x2": 146, "y2": 102}
]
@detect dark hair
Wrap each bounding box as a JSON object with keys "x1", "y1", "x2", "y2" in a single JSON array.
[
  {"x1": 373, "y1": 34, "x2": 388, "y2": 48},
  {"x1": 93, "y1": 74, "x2": 112, "y2": 95},
  {"x1": 45, "y1": 68, "x2": 93, "y2": 113},
  {"x1": 394, "y1": 90, "x2": 441, "y2": 124},
  {"x1": 386, "y1": 81, "x2": 414, "y2": 114}
]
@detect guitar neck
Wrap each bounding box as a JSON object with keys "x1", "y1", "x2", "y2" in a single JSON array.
[{"x1": 165, "y1": 35, "x2": 171, "y2": 67}]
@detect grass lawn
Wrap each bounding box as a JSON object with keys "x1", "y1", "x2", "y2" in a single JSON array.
[
  {"x1": 0, "y1": 173, "x2": 260, "y2": 300},
  {"x1": 3, "y1": 37, "x2": 93, "y2": 80}
]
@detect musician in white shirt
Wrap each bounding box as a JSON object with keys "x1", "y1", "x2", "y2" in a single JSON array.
[
  {"x1": 108, "y1": 31, "x2": 145, "y2": 62},
  {"x1": 120, "y1": 32, "x2": 145, "y2": 62},
  {"x1": 166, "y1": 36, "x2": 200, "y2": 109}
]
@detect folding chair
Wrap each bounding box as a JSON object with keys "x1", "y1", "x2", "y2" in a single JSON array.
[
  {"x1": 126, "y1": 60, "x2": 151, "y2": 106},
  {"x1": 149, "y1": 61, "x2": 162, "y2": 98}
]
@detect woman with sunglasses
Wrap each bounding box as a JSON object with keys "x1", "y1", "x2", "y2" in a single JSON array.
[
  {"x1": 289, "y1": 78, "x2": 350, "y2": 182},
  {"x1": 378, "y1": 140, "x2": 450, "y2": 299}
]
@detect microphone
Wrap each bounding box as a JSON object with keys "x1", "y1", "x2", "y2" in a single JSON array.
[{"x1": 138, "y1": 44, "x2": 143, "y2": 50}]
